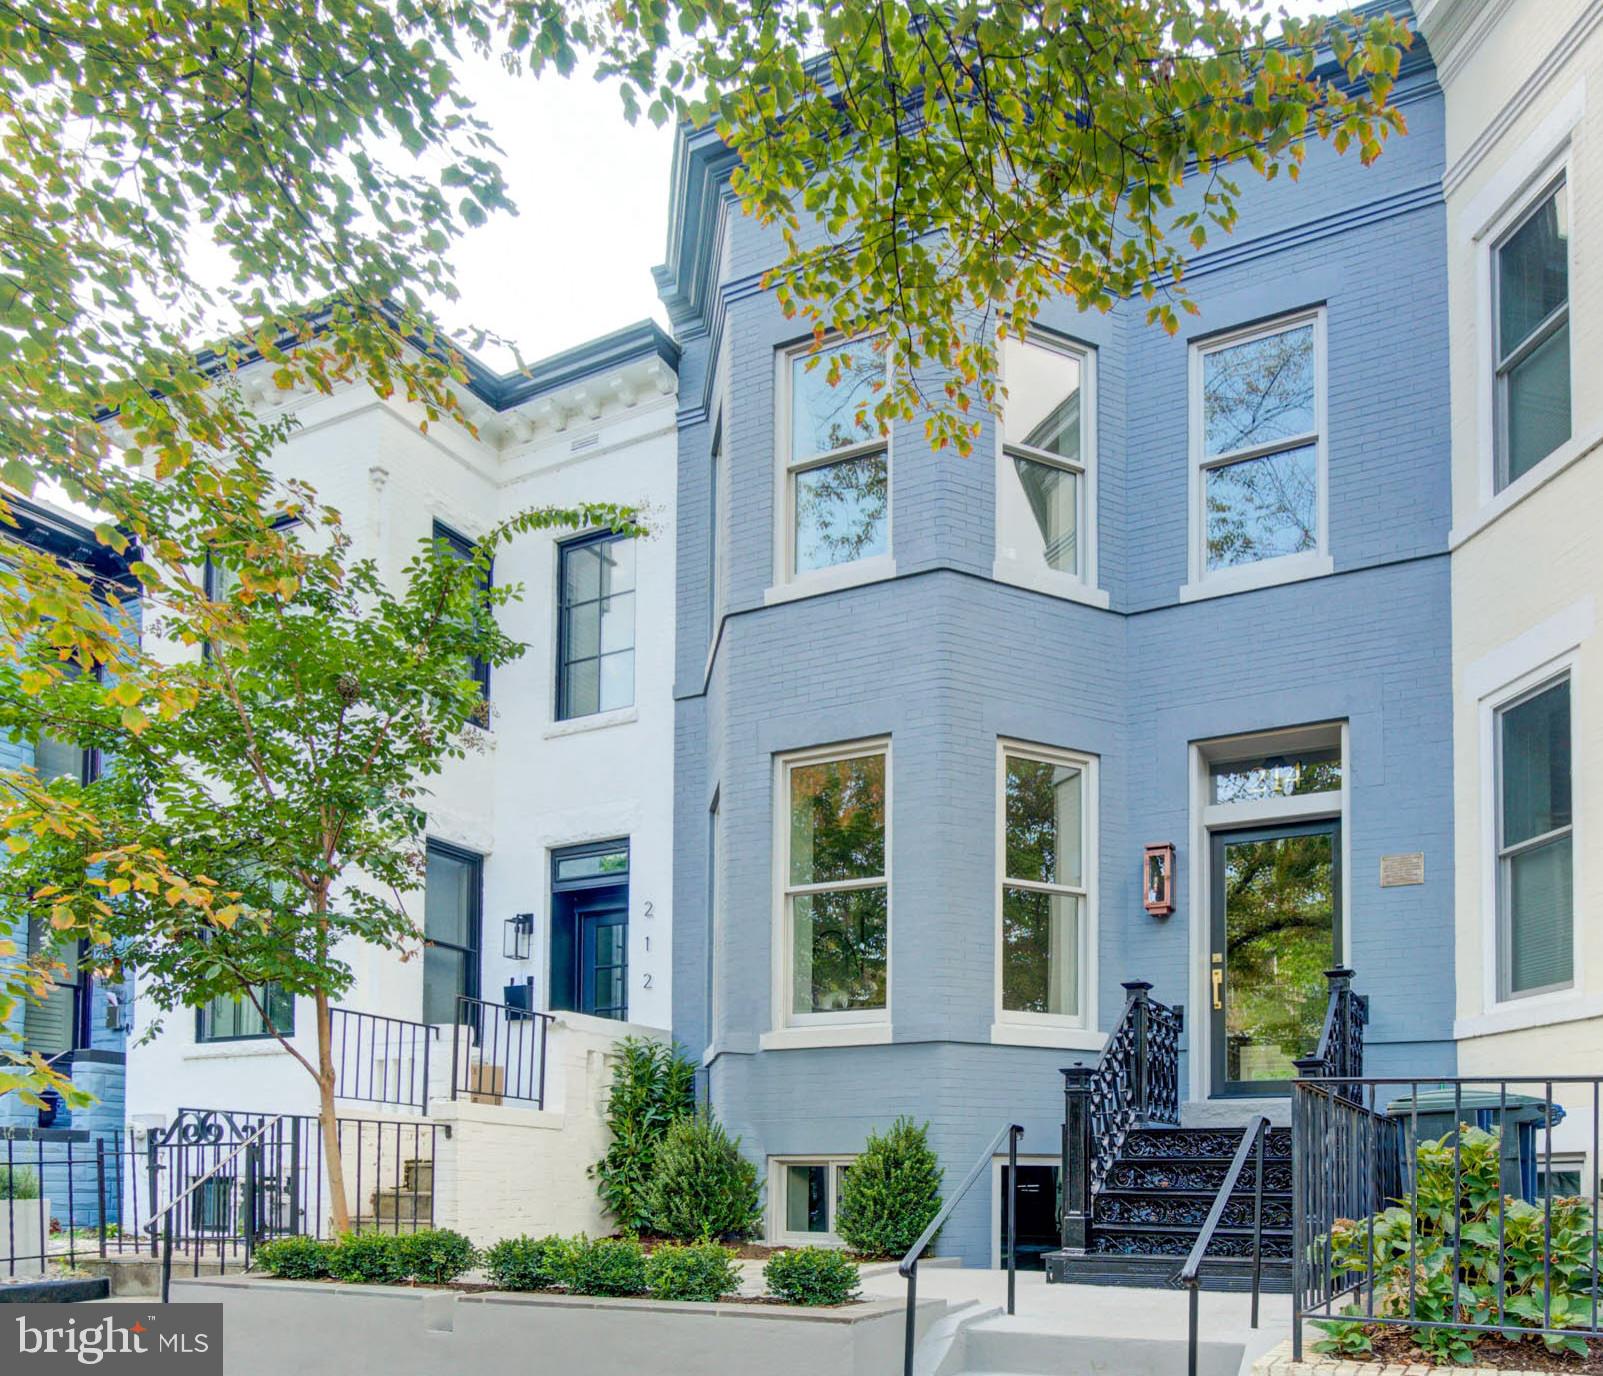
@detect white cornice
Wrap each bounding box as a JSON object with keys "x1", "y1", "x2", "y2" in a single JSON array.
[{"x1": 1441, "y1": 0, "x2": 1602, "y2": 197}]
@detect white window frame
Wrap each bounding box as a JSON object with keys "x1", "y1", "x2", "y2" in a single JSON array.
[
  {"x1": 1489, "y1": 168, "x2": 1572, "y2": 495},
  {"x1": 991, "y1": 739, "x2": 1098, "y2": 1043},
  {"x1": 1490, "y1": 665, "x2": 1577, "y2": 1005},
  {"x1": 1182, "y1": 308, "x2": 1331, "y2": 602},
  {"x1": 992, "y1": 332, "x2": 1106, "y2": 607},
  {"x1": 769, "y1": 738, "x2": 892, "y2": 1039},
  {"x1": 708, "y1": 415, "x2": 724, "y2": 645},
  {"x1": 768, "y1": 337, "x2": 895, "y2": 604},
  {"x1": 768, "y1": 1156, "x2": 855, "y2": 1246}
]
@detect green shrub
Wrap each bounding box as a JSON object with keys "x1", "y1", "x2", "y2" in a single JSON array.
[
  {"x1": 327, "y1": 1231, "x2": 408, "y2": 1285},
  {"x1": 481, "y1": 1234, "x2": 566, "y2": 1291},
  {"x1": 764, "y1": 1247, "x2": 860, "y2": 1306},
  {"x1": 589, "y1": 1038, "x2": 697, "y2": 1233},
  {"x1": 0, "y1": 1166, "x2": 40, "y2": 1201},
  {"x1": 644, "y1": 1242, "x2": 740, "y2": 1302},
  {"x1": 835, "y1": 1117, "x2": 942, "y2": 1258},
  {"x1": 396, "y1": 1228, "x2": 477, "y2": 1285},
  {"x1": 647, "y1": 1113, "x2": 764, "y2": 1242},
  {"x1": 1317, "y1": 1126, "x2": 1599, "y2": 1363},
  {"x1": 553, "y1": 1236, "x2": 648, "y2": 1297},
  {"x1": 253, "y1": 1236, "x2": 335, "y2": 1280}
]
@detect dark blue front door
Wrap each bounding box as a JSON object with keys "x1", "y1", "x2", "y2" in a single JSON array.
[{"x1": 578, "y1": 899, "x2": 628, "y2": 1020}]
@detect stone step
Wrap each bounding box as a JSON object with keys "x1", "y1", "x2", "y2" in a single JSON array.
[
  {"x1": 349, "y1": 1216, "x2": 434, "y2": 1235},
  {"x1": 366, "y1": 1189, "x2": 433, "y2": 1225},
  {"x1": 1045, "y1": 1250, "x2": 1293, "y2": 1292}
]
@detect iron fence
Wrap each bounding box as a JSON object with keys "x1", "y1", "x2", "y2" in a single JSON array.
[
  {"x1": 1, "y1": 1126, "x2": 133, "y2": 1279},
  {"x1": 330, "y1": 1006, "x2": 437, "y2": 1112},
  {"x1": 1293, "y1": 1076, "x2": 1603, "y2": 1362},
  {"x1": 450, "y1": 994, "x2": 552, "y2": 1108}
]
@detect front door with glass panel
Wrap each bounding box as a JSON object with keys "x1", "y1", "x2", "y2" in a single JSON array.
[
  {"x1": 578, "y1": 900, "x2": 628, "y2": 1020},
  {"x1": 1210, "y1": 822, "x2": 1340, "y2": 1095}
]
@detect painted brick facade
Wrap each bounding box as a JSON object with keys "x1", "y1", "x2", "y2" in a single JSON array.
[{"x1": 663, "y1": 44, "x2": 1457, "y2": 1264}]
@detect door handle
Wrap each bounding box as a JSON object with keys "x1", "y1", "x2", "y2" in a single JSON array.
[{"x1": 1211, "y1": 968, "x2": 1223, "y2": 1010}]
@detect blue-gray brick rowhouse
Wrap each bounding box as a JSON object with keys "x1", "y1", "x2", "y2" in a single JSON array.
[
  {"x1": 1, "y1": 497, "x2": 136, "y2": 1225},
  {"x1": 658, "y1": 24, "x2": 1453, "y2": 1269}
]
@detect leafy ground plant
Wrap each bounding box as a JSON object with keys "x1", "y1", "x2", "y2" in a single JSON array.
[
  {"x1": 481, "y1": 1235, "x2": 567, "y2": 1292},
  {"x1": 647, "y1": 1112, "x2": 764, "y2": 1242},
  {"x1": 552, "y1": 1237, "x2": 648, "y2": 1297},
  {"x1": 644, "y1": 1242, "x2": 740, "y2": 1302},
  {"x1": 253, "y1": 1237, "x2": 335, "y2": 1281},
  {"x1": 0, "y1": 1166, "x2": 40, "y2": 1201},
  {"x1": 764, "y1": 1247, "x2": 861, "y2": 1306},
  {"x1": 397, "y1": 1229, "x2": 478, "y2": 1285},
  {"x1": 326, "y1": 1232, "x2": 409, "y2": 1286},
  {"x1": 1319, "y1": 1126, "x2": 1598, "y2": 1364},
  {"x1": 590, "y1": 1038, "x2": 696, "y2": 1233},
  {"x1": 836, "y1": 1117, "x2": 942, "y2": 1259}
]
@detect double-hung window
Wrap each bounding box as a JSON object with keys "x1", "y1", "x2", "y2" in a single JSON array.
[
  {"x1": 1496, "y1": 674, "x2": 1573, "y2": 999},
  {"x1": 778, "y1": 742, "x2": 889, "y2": 1024},
  {"x1": 779, "y1": 338, "x2": 889, "y2": 584},
  {"x1": 423, "y1": 841, "x2": 483, "y2": 1024},
  {"x1": 997, "y1": 334, "x2": 1094, "y2": 584},
  {"x1": 997, "y1": 744, "x2": 1092, "y2": 1026},
  {"x1": 556, "y1": 531, "x2": 636, "y2": 720},
  {"x1": 432, "y1": 521, "x2": 492, "y2": 706},
  {"x1": 1190, "y1": 311, "x2": 1327, "y2": 592},
  {"x1": 197, "y1": 984, "x2": 295, "y2": 1043},
  {"x1": 1494, "y1": 177, "x2": 1570, "y2": 488}
]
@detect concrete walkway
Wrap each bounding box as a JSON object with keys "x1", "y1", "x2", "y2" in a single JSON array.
[{"x1": 853, "y1": 1267, "x2": 1302, "y2": 1376}]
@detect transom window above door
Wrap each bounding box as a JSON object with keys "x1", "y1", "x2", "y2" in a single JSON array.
[
  {"x1": 996, "y1": 743, "x2": 1094, "y2": 1028},
  {"x1": 776, "y1": 741, "x2": 889, "y2": 1026},
  {"x1": 995, "y1": 333, "x2": 1097, "y2": 593},
  {"x1": 777, "y1": 338, "x2": 890, "y2": 587},
  {"x1": 1187, "y1": 310, "x2": 1329, "y2": 598}
]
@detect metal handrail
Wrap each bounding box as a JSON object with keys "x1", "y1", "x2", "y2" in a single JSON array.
[
  {"x1": 899, "y1": 1123, "x2": 1023, "y2": 1376},
  {"x1": 1178, "y1": 1115, "x2": 1269, "y2": 1376},
  {"x1": 145, "y1": 1113, "x2": 287, "y2": 1302}
]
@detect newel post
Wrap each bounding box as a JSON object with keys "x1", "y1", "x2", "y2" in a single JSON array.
[
  {"x1": 1059, "y1": 1065, "x2": 1094, "y2": 1253},
  {"x1": 1123, "y1": 980, "x2": 1153, "y2": 1121}
]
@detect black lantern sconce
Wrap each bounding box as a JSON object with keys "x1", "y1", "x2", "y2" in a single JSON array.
[
  {"x1": 503, "y1": 912, "x2": 534, "y2": 961},
  {"x1": 1143, "y1": 843, "x2": 1175, "y2": 916}
]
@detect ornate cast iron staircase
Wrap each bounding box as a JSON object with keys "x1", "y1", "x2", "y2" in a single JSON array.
[{"x1": 1045, "y1": 970, "x2": 1368, "y2": 1290}]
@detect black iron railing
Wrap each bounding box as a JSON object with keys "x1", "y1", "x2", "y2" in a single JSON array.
[
  {"x1": 330, "y1": 1006, "x2": 437, "y2": 1111},
  {"x1": 899, "y1": 1123, "x2": 1023, "y2": 1376},
  {"x1": 1293, "y1": 968, "x2": 1368, "y2": 1103},
  {"x1": 1, "y1": 1126, "x2": 132, "y2": 1278},
  {"x1": 450, "y1": 995, "x2": 553, "y2": 1108},
  {"x1": 1059, "y1": 979, "x2": 1183, "y2": 1252},
  {"x1": 1293, "y1": 1076, "x2": 1602, "y2": 1363},
  {"x1": 137, "y1": 1107, "x2": 440, "y2": 1299},
  {"x1": 1179, "y1": 1115, "x2": 1270, "y2": 1376}
]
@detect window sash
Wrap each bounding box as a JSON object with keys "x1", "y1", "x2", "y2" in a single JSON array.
[
  {"x1": 785, "y1": 339, "x2": 888, "y2": 467},
  {"x1": 780, "y1": 747, "x2": 889, "y2": 1023},
  {"x1": 556, "y1": 532, "x2": 636, "y2": 720},
  {"x1": 1493, "y1": 179, "x2": 1568, "y2": 365},
  {"x1": 1198, "y1": 321, "x2": 1320, "y2": 467}
]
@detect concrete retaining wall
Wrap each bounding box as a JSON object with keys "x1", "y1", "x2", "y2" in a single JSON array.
[{"x1": 171, "y1": 1275, "x2": 944, "y2": 1376}]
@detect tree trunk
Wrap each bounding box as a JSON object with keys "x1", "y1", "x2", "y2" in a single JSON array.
[{"x1": 315, "y1": 990, "x2": 353, "y2": 1235}]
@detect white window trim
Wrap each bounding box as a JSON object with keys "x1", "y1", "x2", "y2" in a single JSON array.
[
  {"x1": 1186, "y1": 721, "x2": 1349, "y2": 1103},
  {"x1": 1479, "y1": 655, "x2": 1582, "y2": 1013},
  {"x1": 1487, "y1": 164, "x2": 1572, "y2": 497},
  {"x1": 1464, "y1": 80, "x2": 1583, "y2": 513},
  {"x1": 992, "y1": 739, "x2": 1098, "y2": 1037},
  {"x1": 767, "y1": 1156, "x2": 855, "y2": 1246},
  {"x1": 1181, "y1": 308, "x2": 1331, "y2": 603},
  {"x1": 768, "y1": 337, "x2": 896, "y2": 602},
  {"x1": 992, "y1": 332, "x2": 1107, "y2": 606},
  {"x1": 770, "y1": 737, "x2": 892, "y2": 1037}
]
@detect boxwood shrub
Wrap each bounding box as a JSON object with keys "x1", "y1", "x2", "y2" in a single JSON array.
[
  {"x1": 482, "y1": 1234, "x2": 567, "y2": 1291},
  {"x1": 643, "y1": 1242, "x2": 740, "y2": 1302},
  {"x1": 835, "y1": 1117, "x2": 942, "y2": 1258},
  {"x1": 253, "y1": 1236, "x2": 335, "y2": 1280},
  {"x1": 647, "y1": 1113, "x2": 764, "y2": 1243},
  {"x1": 554, "y1": 1236, "x2": 648, "y2": 1297},
  {"x1": 764, "y1": 1246, "x2": 861, "y2": 1306},
  {"x1": 327, "y1": 1231, "x2": 409, "y2": 1285},
  {"x1": 396, "y1": 1228, "x2": 478, "y2": 1284}
]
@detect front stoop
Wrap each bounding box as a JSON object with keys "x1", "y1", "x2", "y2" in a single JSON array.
[{"x1": 1253, "y1": 1337, "x2": 1571, "y2": 1376}]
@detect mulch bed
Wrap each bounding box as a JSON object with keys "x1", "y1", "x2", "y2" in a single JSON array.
[{"x1": 1334, "y1": 1324, "x2": 1603, "y2": 1374}]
